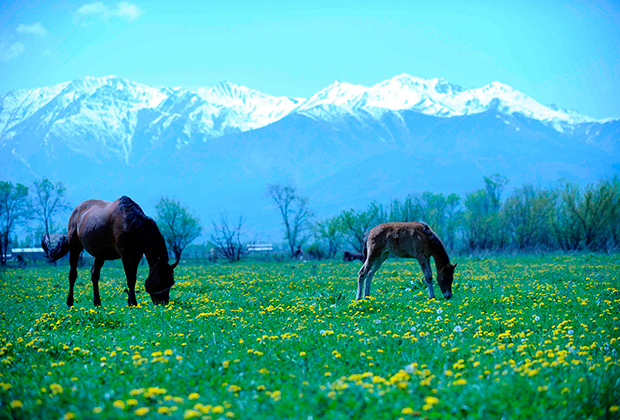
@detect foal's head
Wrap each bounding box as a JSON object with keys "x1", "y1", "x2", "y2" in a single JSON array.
[
  {"x1": 145, "y1": 259, "x2": 179, "y2": 305},
  {"x1": 437, "y1": 263, "x2": 457, "y2": 299}
]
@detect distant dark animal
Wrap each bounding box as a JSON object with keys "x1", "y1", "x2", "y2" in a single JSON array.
[
  {"x1": 294, "y1": 245, "x2": 303, "y2": 260},
  {"x1": 42, "y1": 196, "x2": 178, "y2": 307},
  {"x1": 357, "y1": 222, "x2": 457, "y2": 300},
  {"x1": 343, "y1": 251, "x2": 364, "y2": 262}
]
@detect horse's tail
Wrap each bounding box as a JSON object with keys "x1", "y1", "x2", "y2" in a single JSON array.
[{"x1": 41, "y1": 234, "x2": 70, "y2": 262}]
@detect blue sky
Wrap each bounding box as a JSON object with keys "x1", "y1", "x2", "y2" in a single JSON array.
[{"x1": 0, "y1": 0, "x2": 619, "y2": 119}]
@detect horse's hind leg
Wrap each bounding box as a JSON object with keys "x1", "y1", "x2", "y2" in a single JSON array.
[
  {"x1": 91, "y1": 258, "x2": 105, "y2": 307},
  {"x1": 122, "y1": 255, "x2": 139, "y2": 306},
  {"x1": 67, "y1": 246, "x2": 83, "y2": 308}
]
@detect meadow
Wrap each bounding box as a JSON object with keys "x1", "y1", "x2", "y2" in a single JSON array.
[{"x1": 0, "y1": 254, "x2": 619, "y2": 420}]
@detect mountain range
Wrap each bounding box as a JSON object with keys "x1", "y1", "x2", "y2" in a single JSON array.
[{"x1": 1, "y1": 74, "x2": 618, "y2": 240}]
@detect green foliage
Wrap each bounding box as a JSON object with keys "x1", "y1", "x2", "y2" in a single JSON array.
[
  {"x1": 0, "y1": 181, "x2": 29, "y2": 264},
  {"x1": 312, "y1": 216, "x2": 343, "y2": 258},
  {"x1": 0, "y1": 255, "x2": 618, "y2": 419},
  {"x1": 312, "y1": 175, "x2": 620, "y2": 254},
  {"x1": 30, "y1": 178, "x2": 69, "y2": 237},
  {"x1": 155, "y1": 196, "x2": 202, "y2": 261},
  {"x1": 503, "y1": 184, "x2": 557, "y2": 250}
]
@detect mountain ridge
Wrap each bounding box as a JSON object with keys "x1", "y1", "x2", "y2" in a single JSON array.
[{"x1": 1, "y1": 74, "x2": 618, "y2": 240}]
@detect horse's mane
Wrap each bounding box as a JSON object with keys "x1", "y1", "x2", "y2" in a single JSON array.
[{"x1": 118, "y1": 196, "x2": 156, "y2": 233}]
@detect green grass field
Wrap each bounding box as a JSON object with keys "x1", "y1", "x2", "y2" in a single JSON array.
[{"x1": 1, "y1": 254, "x2": 619, "y2": 419}]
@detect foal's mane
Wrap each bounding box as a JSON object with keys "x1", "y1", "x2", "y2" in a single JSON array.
[{"x1": 420, "y1": 223, "x2": 449, "y2": 263}]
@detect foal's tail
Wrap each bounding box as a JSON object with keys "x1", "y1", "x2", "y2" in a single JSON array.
[
  {"x1": 41, "y1": 234, "x2": 70, "y2": 262},
  {"x1": 361, "y1": 231, "x2": 370, "y2": 262}
]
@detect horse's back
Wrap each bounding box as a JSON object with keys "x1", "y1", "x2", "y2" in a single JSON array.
[{"x1": 68, "y1": 198, "x2": 128, "y2": 259}]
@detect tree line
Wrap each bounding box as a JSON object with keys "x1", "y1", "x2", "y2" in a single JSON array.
[
  {"x1": 262, "y1": 176, "x2": 619, "y2": 259},
  {"x1": 306, "y1": 175, "x2": 620, "y2": 256},
  {"x1": 2, "y1": 175, "x2": 618, "y2": 265}
]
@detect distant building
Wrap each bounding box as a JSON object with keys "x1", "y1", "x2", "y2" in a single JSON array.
[{"x1": 11, "y1": 247, "x2": 47, "y2": 262}]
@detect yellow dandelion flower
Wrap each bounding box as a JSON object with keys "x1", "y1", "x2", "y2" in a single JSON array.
[
  {"x1": 113, "y1": 400, "x2": 126, "y2": 410},
  {"x1": 424, "y1": 396, "x2": 439, "y2": 405},
  {"x1": 135, "y1": 407, "x2": 150, "y2": 416},
  {"x1": 10, "y1": 400, "x2": 23, "y2": 409},
  {"x1": 188, "y1": 392, "x2": 200, "y2": 400}
]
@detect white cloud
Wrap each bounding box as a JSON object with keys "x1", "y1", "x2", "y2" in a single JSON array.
[
  {"x1": 16, "y1": 22, "x2": 48, "y2": 37},
  {"x1": 0, "y1": 41, "x2": 25, "y2": 62},
  {"x1": 116, "y1": 2, "x2": 144, "y2": 21},
  {"x1": 77, "y1": 2, "x2": 144, "y2": 22}
]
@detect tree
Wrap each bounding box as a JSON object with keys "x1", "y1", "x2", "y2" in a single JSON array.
[
  {"x1": 155, "y1": 197, "x2": 202, "y2": 261},
  {"x1": 557, "y1": 179, "x2": 618, "y2": 250},
  {"x1": 414, "y1": 192, "x2": 462, "y2": 250},
  {"x1": 339, "y1": 207, "x2": 382, "y2": 253},
  {"x1": 463, "y1": 175, "x2": 508, "y2": 251},
  {"x1": 210, "y1": 214, "x2": 245, "y2": 263},
  {"x1": 267, "y1": 183, "x2": 313, "y2": 257},
  {"x1": 0, "y1": 181, "x2": 29, "y2": 264},
  {"x1": 503, "y1": 185, "x2": 557, "y2": 250},
  {"x1": 31, "y1": 178, "x2": 69, "y2": 238},
  {"x1": 312, "y1": 216, "x2": 343, "y2": 259}
]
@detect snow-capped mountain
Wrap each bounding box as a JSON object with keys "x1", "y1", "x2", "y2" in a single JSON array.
[
  {"x1": 0, "y1": 73, "x2": 606, "y2": 156},
  {"x1": 1, "y1": 73, "x2": 617, "y2": 239},
  {"x1": 295, "y1": 74, "x2": 600, "y2": 127}
]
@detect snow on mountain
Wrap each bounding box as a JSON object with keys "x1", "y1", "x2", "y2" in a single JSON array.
[
  {"x1": 196, "y1": 81, "x2": 302, "y2": 131},
  {"x1": 0, "y1": 73, "x2": 607, "y2": 160},
  {"x1": 292, "y1": 74, "x2": 600, "y2": 126}
]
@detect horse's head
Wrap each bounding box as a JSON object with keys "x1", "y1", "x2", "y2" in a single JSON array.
[
  {"x1": 438, "y1": 263, "x2": 457, "y2": 299},
  {"x1": 145, "y1": 259, "x2": 179, "y2": 305}
]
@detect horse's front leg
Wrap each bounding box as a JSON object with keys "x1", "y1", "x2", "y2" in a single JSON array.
[
  {"x1": 122, "y1": 255, "x2": 139, "y2": 306},
  {"x1": 91, "y1": 258, "x2": 105, "y2": 307},
  {"x1": 417, "y1": 257, "x2": 435, "y2": 299},
  {"x1": 67, "y1": 246, "x2": 83, "y2": 308}
]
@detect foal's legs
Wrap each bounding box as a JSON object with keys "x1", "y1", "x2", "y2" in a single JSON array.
[
  {"x1": 357, "y1": 251, "x2": 388, "y2": 299},
  {"x1": 122, "y1": 254, "x2": 139, "y2": 306},
  {"x1": 91, "y1": 258, "x2": 105, "y2": 307},
  {"x1": 417, "y1": 256, "x2": 435, "y2": 299},
  {"x1": 67, "y1": 245, "x2": 83, "y2": 308}
]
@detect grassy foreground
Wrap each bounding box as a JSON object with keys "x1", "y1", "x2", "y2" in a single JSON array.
[{"x1": 0, "y1": 254, "x2": 619, "y2": 420}]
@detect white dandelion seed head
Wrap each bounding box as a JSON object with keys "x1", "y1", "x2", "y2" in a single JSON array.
[
  {"x1": 437, "y1": 308, "x2": 443, "y2": 314},
  {"x1": 453, "y1": 325, "x2": 462, "y2": 333},
  {"x1": 567, "y1": 329, "x2": 574, "y2": 335},
  {"x1": 534, "y1": 316, "x2": 540, "y2": 322},
  {"x1": 374, "y1": 319, "x2": 382, "y2": 324},
  {"x1": 404, "y1": 364, "x2": 415, "y2": 374},
  {"x1": 436, "y1": 316, "x2": 442, "y2": 321},
  {"x1": 319, "y1": 330, "x2": 326, "y2": 335}
]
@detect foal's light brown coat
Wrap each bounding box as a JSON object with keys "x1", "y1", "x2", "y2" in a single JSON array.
[{"x1": 357, "y1": 222, "x2": 456, "y2": 300}]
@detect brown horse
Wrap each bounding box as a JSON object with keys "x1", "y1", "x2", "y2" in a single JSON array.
[
  {"x1": 42, "y1": 196, "x2": 178, "y2": 307},
  {"x1": 357, "y1": 222, "x2": 457, "y2": 300}
]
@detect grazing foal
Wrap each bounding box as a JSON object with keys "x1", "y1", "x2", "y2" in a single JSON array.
[{"x1": 357, "y1": 222, "x2": 457, "y2": 300}]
